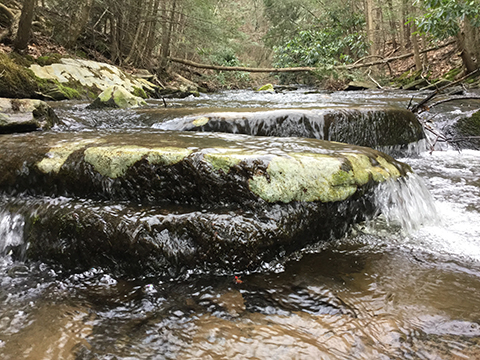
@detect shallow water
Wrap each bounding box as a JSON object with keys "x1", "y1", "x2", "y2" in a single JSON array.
[{"x1": 2, "y1": 89, "x2": 480, "y2": 359}]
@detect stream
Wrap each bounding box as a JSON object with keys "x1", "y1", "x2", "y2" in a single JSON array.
[{"x1": 1, "y1": 88, "x2": 480, "y2": 359}]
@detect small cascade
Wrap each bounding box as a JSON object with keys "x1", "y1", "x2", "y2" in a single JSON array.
[
  {"x1": 0, "y1": 211, "x2": 25, "y2": 257},
  {"x1": 373, "y1": 173, "x2": 438, "y2": 233},
  {"x1": 155, "y1": 107, "x2": 425, "y2": 157}
]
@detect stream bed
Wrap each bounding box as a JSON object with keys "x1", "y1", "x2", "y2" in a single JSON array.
[{"x1": 1, "y1": 89, "x2": 480, "y2": 359}]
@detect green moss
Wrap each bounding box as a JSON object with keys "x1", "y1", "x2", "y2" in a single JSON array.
[
  {"x1": 192, "y1": 116, "x2": 209, "y2": 127},
  {"x1": 204, "y1": 152, "x2": 246, "y2": 173},
  {"x1": 36, "y1": 140, "x2": 99, "y2": 174},
  {"x1": 248, "y1": 152, "x2": 404, "y2": 203},
  {"x1": 444, "y1": 68, "x2": 462, "y2": 81},
  {"x1": 132, "y1": 86, "x2": 147, "y2": 99},
  {"x1": 36, "y1": 54, "x2": 63, "y2": 66},
  {"x1": 55, "y1": 82, "x2": 82, "y2": 99},
  {"x1": 0, "y1": 53, "x2": 40, "y2": 98},
  {"x1": 8, "y1": 52, "x2": 35, "y2": 67},
  {"x1": 249, "y1": 154, "x2": 357, "y2": 203},
  {"x1": 455, "y1": 111, "x2": 480, "y2": 135},
  {"x1": 257, "y1": 83, "x2": 274, "y2": 92}
]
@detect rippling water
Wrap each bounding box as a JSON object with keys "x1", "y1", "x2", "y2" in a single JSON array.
[{"x1": 2, "y1": 90, "x2": 480, "y2": 359}]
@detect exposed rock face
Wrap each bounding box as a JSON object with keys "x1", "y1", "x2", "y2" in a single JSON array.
[
  {"x1": 87, "y1": 85, "x2": 147, "y2": 109},
  {"x1": 0, "y1": 98, "x2": 60, "y2": 133},
  {"x1": 30, "y1": 58, "x2": 156, "y2": 97},
  {"x1": 159, "y1": 107, "x2": 425, "y2": 156},
  {"x1": 0, "y1": 131, "x2": 411, "y2": 275}
]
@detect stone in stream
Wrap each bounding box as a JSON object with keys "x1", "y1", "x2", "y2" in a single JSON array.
[
  {"x1": 0, "y1": 98, "x2": 61, "y2": 134},
  {"x1": 0, "y1": 131, "x2": 411, "y2": 276},
  {"x1": 157, "y1": 107, "x2": 425, "y2": 157},
  {"x1": 87, "y1": 85, "x2": 147, "y2": 109}
]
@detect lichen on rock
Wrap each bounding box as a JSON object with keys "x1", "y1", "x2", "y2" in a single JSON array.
[{"x1": 84, "y1": 146, "x2": 192, "y2": 178}]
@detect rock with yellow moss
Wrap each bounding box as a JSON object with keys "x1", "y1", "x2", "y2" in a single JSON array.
[{"x1": 0, "y1": 131, "x2": 411, "y2": 275}]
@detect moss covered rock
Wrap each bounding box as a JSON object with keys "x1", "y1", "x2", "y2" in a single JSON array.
[
  {"x1": 30, "y1": 58, "x2": 156, "y2": 100},
  {"x1": 257, "y1": 83, "x2": 275, "y2": 92},
  {"x1": 0, "y1": 131, "x2": 412, "y2": 275},
  {"x1": 446, "y1": 110, "x2": 480, "y2": 149},
  {"x1": 0, "y1": 53, "x2": 40, "y2": 99},
  {"x1": 87, "y1": 85, "x2": 147, "y2": 109}
]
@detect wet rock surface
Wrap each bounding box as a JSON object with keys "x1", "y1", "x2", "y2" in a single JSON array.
[
  {"x1": 0, "y1": 98, "x2": 61, "y2": 133},
  {"x1": 158, "y1": 107, "x2": 425, "y2": 156},
  {"x1": 0, "y1": 131, "x2": 410, "y2": 275}
]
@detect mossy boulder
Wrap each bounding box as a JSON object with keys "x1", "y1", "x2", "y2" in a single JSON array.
[
  {"x1": 344, "y1": 81, "x2": 378, "y2": 91},
  {"x1": 0, "y1": 98, "x2": 60, "y2": 133},
  {"x1": 445, "y1": 110, "x2": 480, "y2": 149},
  {"x1": 0, "y1": 131, "x2": 412, "y2": 275},
  {"x1": 0, "y1": 53, "x2": 41, "y2": 99},
  {"x1": 257, "y1": 83, "x2": 275, "y2": 92},
  {"x1": 87, "y1": 85, "x2": 147, "y2": 109}
]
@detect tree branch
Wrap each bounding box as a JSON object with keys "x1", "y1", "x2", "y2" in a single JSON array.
[{"x1": 169, "y1": 39, "x2": 457, "y2": 74}]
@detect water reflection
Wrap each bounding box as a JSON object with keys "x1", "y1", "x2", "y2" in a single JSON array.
[{"x1": 2, "y1": 90, "x2": 480, "y2": 359}]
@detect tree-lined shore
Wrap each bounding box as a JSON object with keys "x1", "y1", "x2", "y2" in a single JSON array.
[{"x1": 1, "y1": 0, "x2": 480, "y2": 91}]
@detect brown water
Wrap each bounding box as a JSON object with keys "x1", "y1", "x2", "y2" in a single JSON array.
[{"x1": 1, "y1": 89, "x2": 480, "y2": 359}]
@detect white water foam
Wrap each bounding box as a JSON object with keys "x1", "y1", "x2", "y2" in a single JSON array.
[
  {"x1": 0, "y1": 212, "x2": 25, "y2": 256},
  {"x1": 374, "y1": 173, "x2": 439, "y2": 233},
  {"x1": 352, "y1": 150, "x2": 480, "y2": 263}
]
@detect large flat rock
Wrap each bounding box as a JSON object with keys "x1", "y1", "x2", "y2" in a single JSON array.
[{"x1": 0, "y1": 131, "x2": 412, "y2": 275}]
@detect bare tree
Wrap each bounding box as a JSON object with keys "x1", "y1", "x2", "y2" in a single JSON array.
[{"x1": 13, "y1": 0, "x2": 35, "y2": 51}]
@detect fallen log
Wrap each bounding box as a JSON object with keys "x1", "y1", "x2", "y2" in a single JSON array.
[{"x1": 169, "y1": 40, "x2": 456, "y2": 74}]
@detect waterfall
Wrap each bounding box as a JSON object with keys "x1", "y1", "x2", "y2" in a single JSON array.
[{"x1": 374, "y1": 173, "x2": 438, "y2": 233}]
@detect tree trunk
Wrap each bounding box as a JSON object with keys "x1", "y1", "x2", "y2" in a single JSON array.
[
  {"x1": 160, "y1": 0, "x2": 177, "y2": 69},
  {"x1": 365, "y1": 0, "x2": 376, "y2": 56},
  {"x1": 66, "y1": 0, "x2": 94, "y2": 48},
  {"x1": 386, "y1": 0, "x2": 397, "y2": 49},
  {"x1": 401, "y1": 0, "x2": 411, "y2": 49},
  {"x1": 464, "y1": 18, "x2": 479, "y2": 63},
  {"x1": 13, "y1": 0, "x2": 35, "y2": 51},
  {"x1": 411, "y1": 22, "x2": 422, "y2": 71},
  {"x1": 456, "y1": 30, "x2": 477, "y2": 73}
]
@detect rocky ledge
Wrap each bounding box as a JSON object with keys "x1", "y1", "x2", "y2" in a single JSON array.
[
  {"x1": 158, "y1": 107, "x2": 425, "y2": 156},
  {"x1": 0, "y1": 131, "x2": 411, "y2": 276},
  {"x1": 0, "y1": 98, "x2": 61, "y2": 133}
]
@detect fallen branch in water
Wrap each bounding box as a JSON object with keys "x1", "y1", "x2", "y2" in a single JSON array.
[
  {"x1": 426, "y1": 96, "x2": 480, "y2": 110},
  {"x1": 410, "y1": 68, "x2": 480, "y2": 113}
]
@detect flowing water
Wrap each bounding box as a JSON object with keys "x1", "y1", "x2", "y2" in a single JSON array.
[{"x1": 1, "y1": 89, "x2": 480, "y2": 359}]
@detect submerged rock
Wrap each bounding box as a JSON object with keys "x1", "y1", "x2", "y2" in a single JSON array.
[
  {"x1": 159, "y1": 107, "x2": 425, "y2": 156},
  {"x1": 0, "y1": 98, "x2": 60, "y2": 133},
  {"x1": 0, "y1": 131, "x2": 411, "y2": 276},
  {"x1": 87, "y1": 85, "x2": 147, "y2": 109}
]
